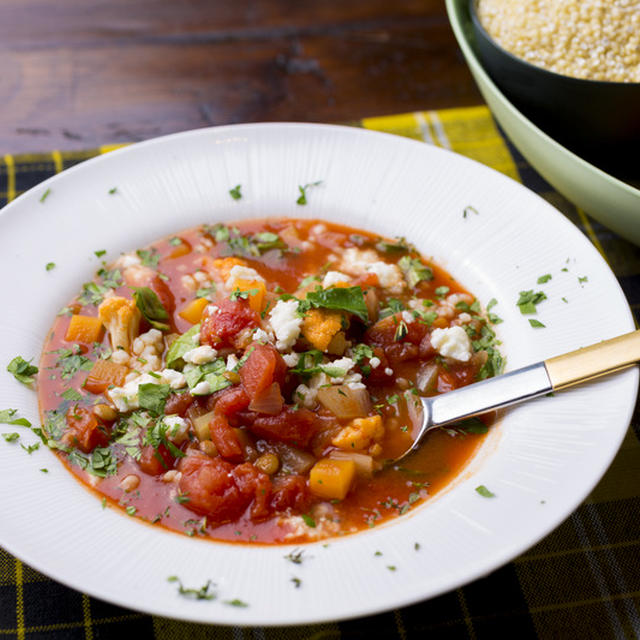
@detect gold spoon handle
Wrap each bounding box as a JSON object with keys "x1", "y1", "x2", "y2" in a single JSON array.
[{"x1": 545, "y1": 330, "x2": 640, "y2": 390}]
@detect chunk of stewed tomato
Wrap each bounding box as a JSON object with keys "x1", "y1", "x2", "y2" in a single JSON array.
[
  {"x1": 63, "y1": 406, "x2": 109, "y2": 453},
  {"x1": 138, "y1": 443, "x2": 175, "y2": 475},
  {"x1": 270, "y1": 475, "x2": 310, "y2": 512},
  {"x1": 239, "y1": 342, "x2": 287, "y2": 398},
  {"x1": 200, "y1": 299, "x2": 259, "y2": 348},
  {"x1": 213, "y1": 385, "x2": 250, "y2": 417},
  {"x1": 209, "y1": 414, "x2": 244, "y2": 462},
  {"x1": 178, "y1": 454, "x2": 251, "y2": 523},
  {"x1": 232, "y1": 462, "x2": 272, "y2": 520},
  {"x1": 248, "y1": 407, "x2": 318, "y2": 448}
]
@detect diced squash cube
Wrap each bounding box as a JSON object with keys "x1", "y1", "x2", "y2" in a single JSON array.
[
  {"x1": 331, "y1": 415, "x2": 384, "y2": 450},
  {"x1": 84, "y1": 359, "x2": 128, "y2": 394},
  {"x1": 234, "y1": 278, "x2": 266, "y2": 313},
  {"x1": 301, "y1": 309, "x2": 344, "y2": 351},
  {"x1": 178, "y1": 297, "x2": 209, "y2": 324},
  {"x1": 65, "y1": 315, "x2": 104, "y2": 344},
  {"x1": 309, "y1": 458, "x2": 356, "y2": 500}
]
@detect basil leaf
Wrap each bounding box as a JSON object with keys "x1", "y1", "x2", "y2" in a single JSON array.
[
  {"x1": 138, "y1": 383, "x2": 171, "y2": 416},
  {"x1": 306, "y1": 286, "x2": 368, "y2": 322},
  {"x1": 133, "y1": 287, "x2": 170, "y2": 331},
  {"x1": 165, "y1": 325, "x2": 200, "y2": 370}
]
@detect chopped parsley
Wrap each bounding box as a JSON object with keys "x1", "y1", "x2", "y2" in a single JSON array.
[
  {"x1": 229, "y1": 184, "x2": 242, "y2": 200},
  {"x1": 167, "y1": 576, "x2": 216, "y2": 601},
  {"x1": 48, "y1": 345, "x2": 93, "y2": 379},
  {"x1": 394, "y1": 321, "x2": 409, "y2": 342},
  {"x1": 301, "y1": 514, "x2": 316, "y2": 528},
  {"x1": 94, "y1": 249, "x2": 107, "y2": 258},
  {"x1": 45, "y1": 262, "x2": 56, "y2": 271},
  {"x1": 296, "y1": 180, "x2": 322, "y2": 205},
  {"x1": 203, "y1": 224, "x2": 287, "y2": 257},
  {"x1": 516, "y1": 290, "x2": 547, "y2": 315},
  {"x1": 291, "y1": 577, "x2": 302, "y2": 588},
  {"x1": 578, "y1": 275, "x2": 588, "y2": 286},
  {"x1": 108, "y1": 187, "x2": 117, "y2": 194},
  {"x1": 475, "y1": 485, "x2": 495, "y2": 498},
  {"x1": 463, "y1": 205, "x2": 478, "y2": 218},
  {"x1": 434, "y1": 286, "x2": 450, "y2": 298},
  {"x1": 133, "y1": 287, "x2": 170, "y2": 331},
  {"x1": 21, "y1": 442, "x2": 40, "y2": 454},
  {"x1": 225, "y1": 599, "x2": 249, "y2": 608},
  {"x1": 375, "y1": 238, "x2": 410, "y2": 254},
  {"x1": 126, "y1": 505, "x2": 137, "y2": 516},
  {"x1": 7, "y1": 356, "x2": 38, "y2": 385},
  {"x1": 306, "y1": 286, "x2": 368, "y2": 322},
  {"x1": 528, "y1": 319, "x2": 546, "y2": 328},
  {"x1": 60, "y1": 388, "x2": 83, "y2": 403},
  {"x1": 0, "y1": 409, "x2": 32, "y2": 428},
  {"x1": 68, "y1": 446, "x2": 117, "y2": 477},
  {"x1": 2, "y1": 432, "x2": 20, "y2": 443},
  {"x1": 196, "y1": 284, "x2": 216, "y2": 299},
  {"x1": 398, "y1": 256, "x2": 433, "y2": 288},
  {"x1": 40, "y1": 188, "x2": 51, "y2": 203},
  {"x1": 537, "y1": 274, "x2": 552, "y2": 284},
  {"x1": 284, "y1": 548, "x2": 306, "y2": 564},
  {"x1": 136, "y1": 248, "x2": 160, "y2": 269},
  {"x1": 138, "y1": 384, "x2": 171, "y2": 417}
]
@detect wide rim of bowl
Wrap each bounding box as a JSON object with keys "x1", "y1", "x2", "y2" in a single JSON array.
[
  {"x1": 469, "y1": 0, "x2": 640, "y2": 89},
  {"x1": 447, "y1": 0, "x2": 640, "y2": 200},
  {"x1": 0, "y1": 122, "x2": 637, "y2": 626}
]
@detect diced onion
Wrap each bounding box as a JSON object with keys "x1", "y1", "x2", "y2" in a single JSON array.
[
  {"x1": 329, "y1": 450, "x2": 377, "y2": 477},
  {"x1": 405, "y1": 391, "x2": 424, "y2": 434},
  {"x1": 317, "y1": 385, "x2": 371, "y2": 419},
  {"x1": 248, "y1": 382, "x2": 284, "y2": 415},
  {"x1": 274, "y1": 443, "x2": 316, "y2": 474},
  {"x1": 192, "y1": 410, "x2": 215, "y2": 441},
  {"x1": 416, "y1": 363, "x2": 438, "y2": 394}
]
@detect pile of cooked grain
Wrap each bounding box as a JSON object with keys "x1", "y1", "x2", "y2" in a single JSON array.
[{"x1": 476, "y1": 0, "x2": 640, "y2": 82}]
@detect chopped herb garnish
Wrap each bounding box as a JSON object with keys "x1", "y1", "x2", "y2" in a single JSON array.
[
  {"x1": 138, "y1": 384, "x2": 171, "y2": 417},
  {"x1": 225, "y1": 599, "x2": 249, "y2": 608},
  {"x1": 306, "y1": 286, "x2": 368, "y2": 322},
  {"x1": 101, "y1": 497, "x2": 107, "y2": 509},
  {"x1": 284, "y1": 548, "x2": 306, "y2": 564},
  {"x1": 463, "y1": 205, "x2": 478, "y2": 218},
  {"x1": 94, "y1": 249, "x2": 107, "y2": 258},
  {"x1": 175, "y1": 492, "x2": 191, "y2": 504},
  {"x1": 374, "y1": 550, "x2": 383, "y2": 557},
  {"x1": 61, "y1": 388, "x2": 83, "y2": 403},
  {"x1": 394, "y1": 320, "x2": 408, "y2": 342},
  {"x1": 537, "y1": 274, "x2": 552, "y2": 284},
  {"x1": 168, "y1": 237, "x2": 182, "y2": 247},
  {"x1": 40, "y1": 188, "x2": 51, "y2": 203},
  {"x1": 0, "y1": 409, "x2": 32, "y2": 428},
  {"x1": 375, "y1": 238, "x2": 410, "y2": 254},
  {"x1": 40, "y1": 468, "x2": 48, "y2": 473},
  {"x1": 196, "y1": 285, "x2": 216, "y2": 299},
  {"x1": 528, "y1": 319, "x2": 546, "y2": 328},
  {"x1": 434, "y1": 286, "x2": 449, "y2": 298},
  {"x1": 126, "y1": 505, "x2": 137, "y2": 516},
  {"x1": 48, "y1": 345, "x2": 93, "y2": 379},
  {"x1": 414, "y1": 542, "x2": 421, "y2": 551},
  {"x1": 296, "y1": 180, "x2": 322, "y2": 205},
  {"x1": 132, "y1": 287, "x2": 170, "y2": 331},
  {"x1": 45, "y1": 262, "x2": 56, "y2": 271},
  {"x1": 21, "y1": 442, "x2": 40, "y2": 454},
  {"x1": 168, "y1": 576, "x2": 216, "y2": 601},
  {"x1": 136, "y1": 248, "x2": 160, "y2": 269},
  {"x1": 578, "y1": 276, "x2": 588, "y2": 286},
  {"x1": 387, "y1": 565, "x2": 397, "y2": 572},
  {"x1": 516, "y1": 290, "x2": 547, "y2": 315},
  {"x1": 561, "y1": 297, "x2": 568, "y2": 303},
  {"x1": 475, "y1": 485, "x2": 495, "y2": 498},
  {"x1": 7, "y1": 356, "x2": 38, "y2": 385},
  {"x1": 291, "y1": 577, "x2": 302, "y2": 588},
  {"x1": 108, "y1": 187, "x2": 117, "y2": 194},
  {"x1": 229, "y1": 184, "x2": 242, "y2": 200},
  {"x1": 301, "y1": 514, "x2": 316, "y2": 528},
  {"x1": 398, "y1": 256, "x2": 433, "y2": 288},
  {"x1": 2, "y1": 432, "x2": 20, "y2": 443}
]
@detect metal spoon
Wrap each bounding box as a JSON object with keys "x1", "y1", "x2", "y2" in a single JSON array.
[{"x1": 394, "y1": 329, "x2": 640, "y2": 463}]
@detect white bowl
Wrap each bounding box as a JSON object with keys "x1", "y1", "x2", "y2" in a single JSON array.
[{"x1": 0, "y1": 123, "x2": 635, "y2": 625}]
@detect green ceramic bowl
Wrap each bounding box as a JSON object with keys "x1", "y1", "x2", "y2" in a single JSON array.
[{"x1": 446, "y1": 0, "x2": 640, "y2": 247}]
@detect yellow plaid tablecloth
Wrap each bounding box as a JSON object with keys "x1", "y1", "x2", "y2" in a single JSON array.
[{"x1": 1, "y1": 106, "x2": 639, "y2": 639}]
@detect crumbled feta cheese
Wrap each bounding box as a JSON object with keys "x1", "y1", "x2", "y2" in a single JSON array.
[
  {"x1": 366, "y1": 262, "x2": 404, "y2": 294},
  {"x1": 106, "y1": 373, "x2": 159, "y2": 412},
  {"x1": 430, "y1": 326, "x2": 472, "y2": 362},
  {"x1": 283, "y1": 352, "x2": 300, "y2": 368},
  {"x1": 295, "y1": 372, "x2": 330, "y2": 409},
  {"x1": 163, "y1": 415, "x2": 189, "y2": 444},
  {"x1": 183, "y1": 345, "x2": 218, "y2": 365},
  {"x1": 160, "y1": 368, "x2": 187, "y2": 390},
  {"x1": 115, "y1": 253, "x2": 142, "y2": 269},
  {"x1": 323, "y1": 271, "x2": 351, "y2": 288},
  {"x1": 384, "y1": 367, "x2": 394, "y2": 376},
  {"x1": 369, "y1": 356, "x2": 381, "y2": 369},
  {"x1": 458, "y1": 312, "x2": 472, "y2": 324},
  {"x1": 253, "y1": 328, "x2": 272, "y2": 343},
  {"x1": 191, "y1": 380, "x2": 211, "y2": 396},
  {"x1": 226, "y1": 354, "x2": 239, "y2": 371},
  {"x1": 269, "y1": 299, "x2": 303, "y2": 351},
  {"x1": 321, "y1": 357, "x2": 356, "y2": 382},
  {"x1": 401, "y1": 310, "x2": 414, "y2": 324},
  {"x1": 339, "y1": 248, "x2": 379, "y2": 275},
  {"x1": 226, "y1": 265, "x2": 264, "y2": 290}
]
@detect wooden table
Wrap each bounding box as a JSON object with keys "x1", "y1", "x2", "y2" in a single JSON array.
[{"x1": 0, "y1": 0, "x2": 481, "y2": 153}]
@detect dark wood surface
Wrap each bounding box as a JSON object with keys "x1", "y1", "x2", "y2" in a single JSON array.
[{"x1": 0, "y1": 0, "x2": 481, "y2": 153}]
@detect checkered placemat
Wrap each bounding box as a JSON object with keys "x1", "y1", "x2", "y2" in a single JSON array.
[{"x1": 1, "y1": 107, "x2": 639, "y2": 639}]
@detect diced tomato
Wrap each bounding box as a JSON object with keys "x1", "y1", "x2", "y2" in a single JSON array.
[
  {"x1": 178, "y1": 454, "x2": 251, "y2": 523},
  {"x1": 239, "y1": 342, "x2": 287, "y2": 398},
  {"x1": 232, "y1": 463, "x2": 272, "y2": 520},
  {"x1": 164, "y1": 392, "x2": 195, "y2": 417},
  {"x1": 419, "y1": 334, "x2": 436, "y2": 359},
  {"x1": 384, "y1": 342, "x2": 419, "y2": 364},
  {"x1": 64, "y1": 406, "x2": 109, "y2": 453},
  {"x1": 209, "y1": 414, "x2": 244, "y2": 462},
  {"x1": 138, "y1": 444, "x2": 175, "y2": 475},
  {"x1": 200, "y1": 299, "x2": 259, "y2": 348},
  {"x1": 214, "y1": 385, "x2": 250, "y2": 417},
  {"x1": 437, "y1": 371, "x2": 457, "y2": 393},
  {"x1": 451, "y1": 365, "x2": 477, "y2": 387},
  {"x1": 270, "y1": 475, "x2": 310, "y2": 512},
  {"x1": 249, "y1": 407, "x2": 318, "y2": 448}
]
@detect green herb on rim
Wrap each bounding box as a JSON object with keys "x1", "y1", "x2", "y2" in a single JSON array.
[
  {"x1": 296, "y1": 180, "x2": 322, "y2": 205},
  {"x1": 45, "y1": 262, "x2": 56, "y2": 271},
  {"x1": 167, "y1": 576, "x2": 216, "y2": 601},
  {"x1": 225, "y1": 599, "x2": 249, "y2": 608},
  {"x1": 475, "y1": 485, "x2": 495, "y2": 498},
  {"x1": 528, "y1": 319, "x2": 546, "y2": 328},
  {"x1": 40, "y1": 188, "x2": 51, "y2": 203},
  {"x1": 229, "y1": 184, "x2": 242, "y2": 200},
  {"x1": 537, "y1": 274, "x2": 552, "y2": 284},
  {"x1": 0, "y1": 409, "x2": 32, "y2": 428},
  {"x1": 516, "y1": 290, "x2": 547, "y2": 315},
  {"x1": 108, "y1": 187, "x2": 117, "y2": 194},
  {"x1": 463, "y1": 205, "x2": 478, "y2": 218},
  {"x1": 7, "y1": 356, "x2": 38, "y2": 385},
  {"x1": 2, "y1": 432, "x2": 20, "y2": 443}
]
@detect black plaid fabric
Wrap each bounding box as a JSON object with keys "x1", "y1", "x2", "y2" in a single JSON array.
[{"x1": 1, "y1": 108, "x2": 639, "y2": 639}]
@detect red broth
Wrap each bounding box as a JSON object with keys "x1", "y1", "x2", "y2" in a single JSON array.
[{"x1": 38, "y1": 218, "x2": 502, "y2": 543}]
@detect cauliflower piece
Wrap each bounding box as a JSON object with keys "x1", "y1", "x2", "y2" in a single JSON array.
[
  {"x1": 301, "y1": 309, "x2": 343, "y2": 352},
  {"x1": 332, "y1": 415, "x2": 384, "y2": 450},
  {"x1": 183, "y1": 345, "x2": 218, "y2": 365},
  {"x1": 163, "y1": 415, "x2": 190, "y2": 444},
  {"x1": 322, "y1": 271, "x2": 351, "y2": 288},
  {"x1": 430, "y1": 326, "x2": 472, "y2": 362},
  {"x1": 98, "y1": 296, "x2": 141, "y2": 353}
]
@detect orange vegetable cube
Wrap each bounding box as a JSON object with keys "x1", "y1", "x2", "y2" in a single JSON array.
[
  {"x1": 178, "y1": 297, "x2": 209, "y2": 324},
  {"x1": 84, "y1": 359, "x2": 128, "y2": 394},
  {"x1": 301, "y1": 309, "x2": 344, "y2": 351},
  {"x1": 309, "y1": 458, "x2": 356, "y2": 500},
  {"x1": 168, "y1": 238, "x2": 191, "y2": 259},
  {"x1": 65, "y1": 315, "x2": 104, "y2": 344},
  {"x1": 234, "y1": 279, "x2": 266, "y2": 313},
  {"x1": 212, "y1": 257, "x2": 247, "y2": 281}
]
